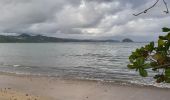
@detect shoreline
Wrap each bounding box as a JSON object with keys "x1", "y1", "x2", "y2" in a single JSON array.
[
  {"x1": 0, "y1": 73, "x2": 170, "y2": 100},
  {"x1": 0, "y1": 71, "x2": 170, "y2": 89}
]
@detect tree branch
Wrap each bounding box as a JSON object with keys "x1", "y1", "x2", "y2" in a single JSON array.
[
  {"x1": 133, "y1": 0, "x2": 160, "y2": 16},
  {"x1": 153, "y1": 63, "x2": 170, "y2": 69},
  {"x1": 133, "y1": 0, "x2": 169, "y2": 16},
  {"x1": 163, "y1": 0, "x2": 169, "y2": 14}
]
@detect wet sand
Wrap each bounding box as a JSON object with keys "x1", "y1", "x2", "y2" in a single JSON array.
[{"x1": 0, "y1": 74, "x2": 170, "y2": 100}]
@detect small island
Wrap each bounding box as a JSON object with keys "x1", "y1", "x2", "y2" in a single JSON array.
[{"x1": 122, "y1": 38, "x2": 133, "y2": 42}]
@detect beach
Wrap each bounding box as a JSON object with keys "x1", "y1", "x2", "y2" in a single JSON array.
[{"x1": 0, "y1": 74, "x2": 169, "y2": 100}]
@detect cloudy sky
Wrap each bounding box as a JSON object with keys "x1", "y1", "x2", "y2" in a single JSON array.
[{"x1": 0, "y1": 0, "x2": 170, "y2": 41}]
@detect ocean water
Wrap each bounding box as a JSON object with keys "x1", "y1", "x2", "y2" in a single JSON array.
[{"x1": 0, "y1": 43, "x2": 169, "y2": 88}]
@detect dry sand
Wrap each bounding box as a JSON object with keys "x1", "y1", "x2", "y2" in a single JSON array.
[{"x1": 0, "y1": 74, "x2": 170, "y2": 100}]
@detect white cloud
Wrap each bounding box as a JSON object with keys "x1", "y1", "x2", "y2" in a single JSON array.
[{"x1": 0, "y1": 0, "x2": 169, "y2": 41}]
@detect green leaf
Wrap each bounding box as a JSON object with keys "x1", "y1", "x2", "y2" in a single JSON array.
[
  {"x1": 150, "y1": 62, "x2": 158, "y2": 67},
  {"x1": 139, "y1": 68, "x2": 148, "y2": 77},
  {"x1": 158, "y1": 39, "x2": 164, "y2": 47},
  {"x1": 127, "y1": 64, "x2": 136, "y2": 69},
  {"x1": 159, "y1": 36, "x2": 167, "y2": 40},
  {"x1": 166, "y1": 33, "x2": 170, "y2": 39},
  {"x1": 153, "y1": 53, "x2": 165, "y2": 64},
  {"x1": 165, "y1": 68, "x2": 170, "y2": 77},
  {"x1": 136, "y1": 57, "x2": 144, "y2": 66},
  {"x1": 145, "y1": 42, "x2": 154, "y2": 52},
  {"x1": 164, "y1": 41, "x2": 170, "y2": 51},
  {"x1": 143, "y1": 63, "x2": 151, "y2": 69},
  {"x1": 162, "y1": 27, "x2": 170, "y2": 32},
  {"x1": 150, "y1": 41, "x2": 154, "y2": 47},
  {"x1": 165, "y1": 78, "x2": 170, "y2": 83}
]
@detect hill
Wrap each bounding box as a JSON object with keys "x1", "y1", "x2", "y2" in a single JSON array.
[
  {"x1": 122, "y1": 38, "x2": 133, "y2": 42},
  {"x1": 0, "y1": 34, "x2": 120, "y2": 43}
]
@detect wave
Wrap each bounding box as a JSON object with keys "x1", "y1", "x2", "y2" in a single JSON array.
[{"x1": 0, "y1": 62, "x2": 170, "y2": 89}]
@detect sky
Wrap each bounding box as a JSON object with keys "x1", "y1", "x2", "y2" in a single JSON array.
[{"x1": 0, "y1": 0, "x2": 170, "y2": 42}]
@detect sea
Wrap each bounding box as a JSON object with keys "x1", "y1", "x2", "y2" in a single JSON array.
[{"x1": 0, "y1": 42, "x2": 169, "y2": 88}]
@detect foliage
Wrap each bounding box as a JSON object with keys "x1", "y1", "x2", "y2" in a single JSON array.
[{"x1": 127, "y1": 27, "x2": 170, "y2": 83}]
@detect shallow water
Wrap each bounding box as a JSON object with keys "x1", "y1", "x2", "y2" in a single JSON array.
[{"x1": 0, "y1": 43, "x2": 169, "y2": 88}]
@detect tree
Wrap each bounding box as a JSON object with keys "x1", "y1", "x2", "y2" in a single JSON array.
[
  {"x1": 128, "y1": 28, "x2": 170, "y2": 83},
  {"x1": 127, "y1": 0, "x2": 170, "y2": 83}
]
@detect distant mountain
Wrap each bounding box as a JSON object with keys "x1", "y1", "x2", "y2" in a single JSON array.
[
  {"x1": 0, "y1": 34, "x2": 120, "y2": 43},
  {"x1": 122, "y1": 38, "x2": 133, "y2": 42}
]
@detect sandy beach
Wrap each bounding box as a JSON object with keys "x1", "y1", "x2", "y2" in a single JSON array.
[{"x1": 0, "y1": 74, "x2": 169, "y2": 100}]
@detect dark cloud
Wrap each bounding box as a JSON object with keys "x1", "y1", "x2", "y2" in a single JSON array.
[{"x1": 0, "y1": 0, "x2": 169, "y2": 41}]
